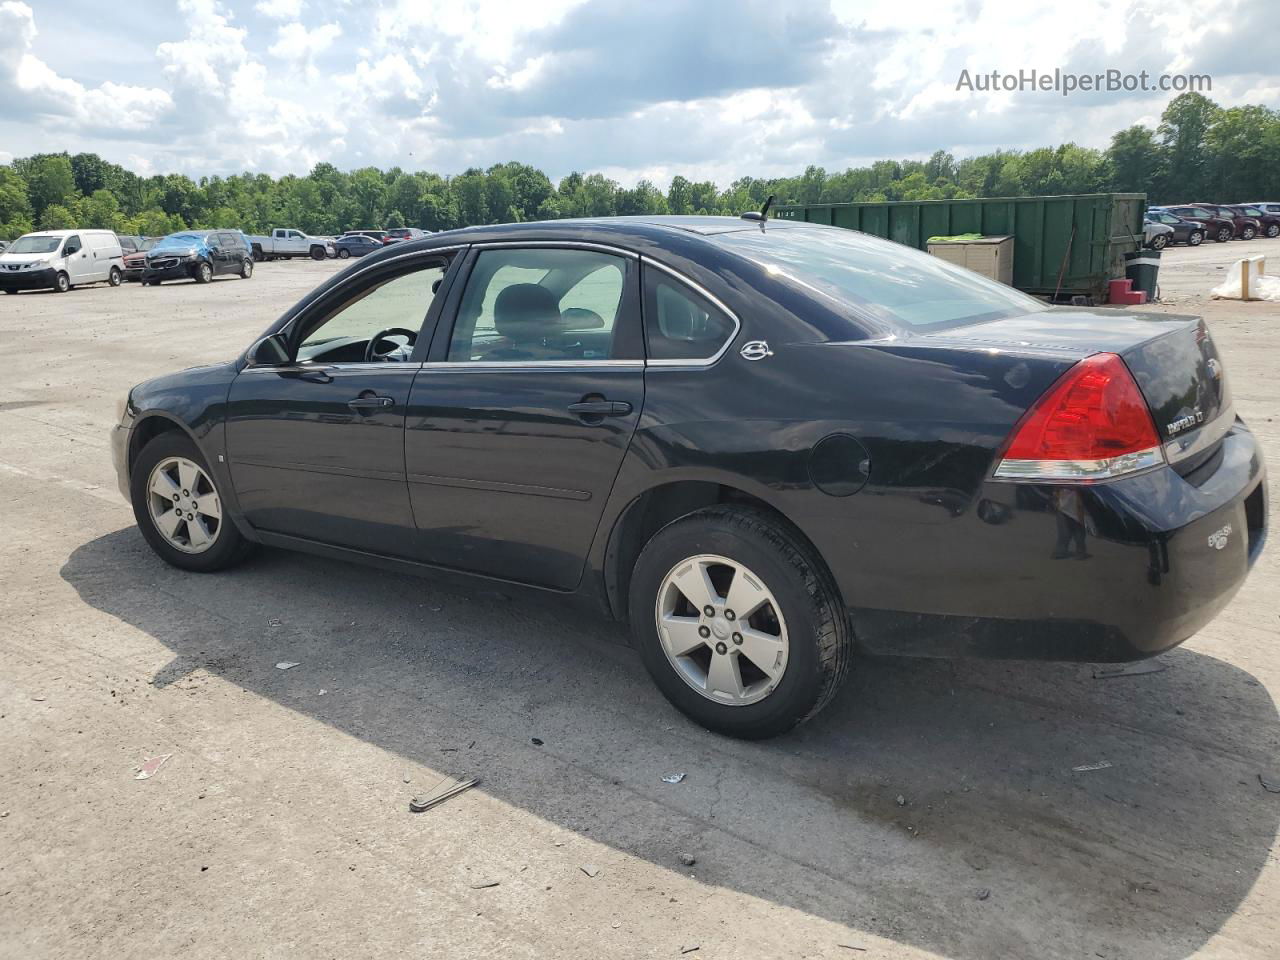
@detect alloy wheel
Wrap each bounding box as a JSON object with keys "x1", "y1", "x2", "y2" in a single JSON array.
[
  {"x1": 146, "y1": 456, "x2": 222, "y2": 554},
  {"x1": 655, "y1": 554, "x2": 789, "y2": 706}
]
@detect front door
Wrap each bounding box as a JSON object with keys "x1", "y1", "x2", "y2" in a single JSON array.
[
  {"x1": 62, "y1": 235, "x2": 94, "y2": 284},
  {"x1": 405, "y1": 244, "x2": 644, "y2": 589},
  {"x1": 224, "y1": 252, "x2": 457, "y2": 556}
]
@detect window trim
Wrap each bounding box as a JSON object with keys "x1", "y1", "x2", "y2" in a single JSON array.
[{"x1": 641, "y1": 257, "x2": 742, "y2": 369}]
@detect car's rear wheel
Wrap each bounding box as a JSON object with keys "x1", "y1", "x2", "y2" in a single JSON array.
[
  {"x1": 240, "y1": 258, "x2": 253, "y2": 279},
  {"x1": 1188, "y1": 230, "x2": 1204, "y2": 246},
  {"x1": 195, "y1": 261, "x2": 213, "y2": 284},
  {"x1": 1216, "y1": 226, "x2": 1232, "y2": 243},
  {"x1": 629, "y1": 506, "x2": 852, "y2": 739},
  {"x1": 130, "y1": 433, "x2": 254, "y2": 572},
  {"x1": 54, "y1": 272, "x2": 70, "y2": 293}
]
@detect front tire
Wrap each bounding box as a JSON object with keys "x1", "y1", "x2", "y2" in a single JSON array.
[
  {"x1": 54, "y1": 272, "x2": 70, "y2": 293},
  {"x1": 195, "y1": 261, "x2": 213, "y2": 284},
  {"x1": 309, "y1": 246, "x2": 325, "y2": 261},
  {"x1": 1216, "y1": 227, "x2": 1232, "y2": 243},
  {"x1": 1266, "y1": 224, "x2": 1280, "y2": 239},
  {"x1": 108, "y1": 266, "x2": 122, "y2": 286},
  {"x1": 130, "y1": 433, "x2": 254, "y2": 573},
  {"x1": 1188, "y1": 230, "x2": 1204, "y2": 246},
  {"x1": 629, "y1": 506, "x2": 852, "y2": 739},
  {"x1": 1149, "y1": 234, "x2": 1168, "y2": 250},
  {"x1": 240, "y1": 258, "x2": 253, "y2": 279},
  {"x1": 337, "y1": 248, "x2": 351, "y2": 259}
]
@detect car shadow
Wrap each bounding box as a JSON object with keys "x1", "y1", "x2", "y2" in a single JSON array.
[{"x1": 61, "y1": 527, "x2": 1279, "y2": 959}]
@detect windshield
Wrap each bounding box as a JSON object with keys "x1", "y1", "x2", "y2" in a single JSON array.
[
  {"x1": 8, "y1": 235, "x2": 64, "y2": 254},
  {"x1": 140, "y1": 237, "x2": 159, "y2": 251},
  {"x1": 717, "y1": 226, "x2": 1047, "y2": 331},
  {"x1": 155, "y1": 233, "x2": 204, "y2": 250}
]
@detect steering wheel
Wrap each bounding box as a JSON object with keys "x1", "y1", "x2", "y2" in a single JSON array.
[{"x1": 364, "y1": 327, "x2": 418, "y2": 363}]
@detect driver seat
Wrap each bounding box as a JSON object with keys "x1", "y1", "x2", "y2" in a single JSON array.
[{"x1": 481, "y1": 284, "x2": 567, "y2": 361}]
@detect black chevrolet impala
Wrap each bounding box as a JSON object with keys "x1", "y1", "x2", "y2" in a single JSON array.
[{"x1": 111, "y1": 216, "x2": 1267, "y2": 738}]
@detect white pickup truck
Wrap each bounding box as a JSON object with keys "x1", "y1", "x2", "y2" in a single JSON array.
[{"x1": 248, "y1": 228, "x2": 336, "y2": 262}]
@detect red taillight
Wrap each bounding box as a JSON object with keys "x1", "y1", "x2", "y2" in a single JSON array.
[{"x1": 994, "y1": 352, "x2": 1164, "y2": 481}]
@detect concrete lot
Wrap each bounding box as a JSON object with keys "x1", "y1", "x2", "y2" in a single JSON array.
[{"x1": 1, "y1": 242, "x2": 1278, "y2": 960}]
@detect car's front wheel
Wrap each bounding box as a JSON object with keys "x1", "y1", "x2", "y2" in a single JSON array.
[
  {"x1": 1216, "y1": 226, "x2": 1232, "y2": 243},
  {"x1": 1241, "y1": 226, "x2": 1256, "y2": 240},
  {"x1": 130, "y1": 433, "x2": 254, "y2": 572},
  {"x1": 195, "y1": 261, "x2": 213, "y2": 284},
  {"x1": 54, "y1": 272, "x2": 70, "y2": 293},
  {"x1": 629, "y1": 506, "x2": 852, "y2": 739},
  {"x1": 1149, "y1": 234, "x2": 1168, "y2": 250},
  {"x1": 337, "y1": 248, "x2": 351, "y2": 259},
  {"x1": 1266, "y1": 224, "x2": 1280, "y2": 239},
  {"x1": 108, "y1": 267, "x2": 122, "y2": 286},
  {"x1": 240, "y1": 258, "x2": 253, "y2": 279},
  {"x1": 1188, "y1": 230, "x2": 1204, "y2": 246}
]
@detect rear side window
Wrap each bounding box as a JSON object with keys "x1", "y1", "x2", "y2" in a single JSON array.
[{"x1": 643, "y1": 269, "x2": 738, "y2": 362}]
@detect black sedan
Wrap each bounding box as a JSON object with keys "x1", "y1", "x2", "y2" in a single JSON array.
[
  {"x1": 333, "y1": 234, "x2": 386, "y2": 258},
  {"x1": 110, "y1": 217, "x2": 1267, "y2": 739},
  {"x1": 1145, "y1": 209, "x2": 1206, "y2": 246}
]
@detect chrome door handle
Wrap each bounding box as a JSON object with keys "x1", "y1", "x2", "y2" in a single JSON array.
[
  {"x1": 567, "y1": 400, "x2": 632, "y2": 417},
  {"x1": 347, "y1": 395, "x2": 394, "y2": 410}
]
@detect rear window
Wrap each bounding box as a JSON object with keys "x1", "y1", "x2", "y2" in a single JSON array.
[{"x1": 717, "y1": 226, "x2": 1046, "y2": 331}]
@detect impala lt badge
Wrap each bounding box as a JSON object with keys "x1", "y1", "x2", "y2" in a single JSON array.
[
  {"x1": 1166, "y1": 408, "x2": 1205, "y2": 437},
  {"x1": 740, "y1": 340, "x2": 773, "y2": 361},
  {"x1": 1207, "y1": 524, "x2": 1232, "y2": 551}
]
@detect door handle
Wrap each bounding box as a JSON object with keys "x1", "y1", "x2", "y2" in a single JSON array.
[
  {"x1": 567, "y1": 400, "x2": 632, "y2": 417},
  {"x1": 347, "y1": 395, "x2": 394, "y2": 410}
]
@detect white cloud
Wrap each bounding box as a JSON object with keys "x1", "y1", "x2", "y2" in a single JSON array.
[
  {"x1": 268, "y1": 21, "x2": 340, "y2": 64},
  {"x1": 255, "y1": 0, "x2": 304, "y2": 19}
]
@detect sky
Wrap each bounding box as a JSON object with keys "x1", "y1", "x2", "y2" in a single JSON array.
[{"x1": 0, "y1": 0, "x2": 1275, "y2": 186}]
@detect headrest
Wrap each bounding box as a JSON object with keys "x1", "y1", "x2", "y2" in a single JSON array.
[{"x1": 493, "y1": 284, "x2": 562, "y2": 342}]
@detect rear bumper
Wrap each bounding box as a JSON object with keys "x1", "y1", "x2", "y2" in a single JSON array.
[
  {"x1": 0, "y1": 267, "x2": 58, "y2": 291},
  {"x1": 847, "y1": 421, "x2": 1267, "y2": 661}
]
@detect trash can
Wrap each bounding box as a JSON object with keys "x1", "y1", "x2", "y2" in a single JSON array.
[{"x1": 1124, "y1": 250, "x2": 1160, "y2": 301}]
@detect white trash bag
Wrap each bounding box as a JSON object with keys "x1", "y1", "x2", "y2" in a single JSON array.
[{"x1": 1211, "y1": 256, "x2": 1280, "y2": 302}]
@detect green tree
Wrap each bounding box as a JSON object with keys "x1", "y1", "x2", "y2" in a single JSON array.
[{"x1": 1158, "y1": 92, "x2": 1219, "y2": 200}]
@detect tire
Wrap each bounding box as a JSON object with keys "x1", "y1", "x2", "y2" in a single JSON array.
[
  {"x1": 195, "y1": 261, "x2": 213, "y2": 284},
  {"x1": 130, "y1": 432, "x2": 254, "y2": 573},
  {"x1": 1216, "y1": 227, "x2": 1232, "y2": 243},
  {"x1": 309, "y1": 245, "x2": 325, "y2": 261},
  {"x1": 1149, "y1": 234, "x2": 1168, "y2": 250},
  {"x1": 54, "y1": 272, "x2": 70, "y2": 293},
  {"x1": 1240, "y1": 226, "x2": 1256, "y2": 240},
  {"x1": 146, "y1": 279, "x2": 162, "y2": 286},
  {"x1": 1188, "y1": 230, "x2": 1204, "y2": 246},
  {"x1": 628, "y1": 506, "x2": 852, "y2": 739},
  {"x1": 337, "y1": 248, "x2": 351, "y2": 259},
  {"x1": 108, "y1": 266, "x2": 122, "y2": 286},
  {"x1": 240, "y1": 258, "x2": 253, "y2": 279}
]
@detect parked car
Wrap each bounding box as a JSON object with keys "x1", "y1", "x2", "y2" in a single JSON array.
[
  {"x1": 0, "y1": 240, "x2": 7, "y2": 254},
  {"x1": 111, "y1": 216, "x2": 1266, "y2": 739},
  {"x1": 1224, "y1": 204, "x2": 1280, "y2": 239},
  {"x1": 117, "y1": 234, "x2": 144, "y2": 255},
  {"x1": 333, "y1": 234, "x2": 386, "y2": 258},
  {"x1": 1192, "y1": 203, "x2": 1261, "y2": 240},
  {"x1": 343, "y1": 229, "x2": 390, "y2": 244},
  {"x1": 142, "y1": 230, "x2": 254, "y2": 285},
  {"x1": 1245, "y1": 201, "x2": 1280, "y2": 217},
  {"x1": 1142, "y1": 219, "x2": 1175, "y2": 250},
  {"x1": 1160, "y1": 205, "x2": 1237, "y2": 243},
  {"x1": 122, "y1": 237, "x2": 160, "y2": 282},
  {"x1": 0, "y1": 229, "x2": 124, "y2": 294},
  {"x1": 248, "y1": 228, "x2": 335, "y2": 262},
  {"x1": 386, "y1": 227, "x2": 428, "y2": 243},
  {"x1": 1144, "y1": 209, "x2": 1205, "y2": 246}
]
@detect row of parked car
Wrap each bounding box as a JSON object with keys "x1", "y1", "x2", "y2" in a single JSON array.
[
  {"x1": 0, "y1": 224, "x2": 436, "y2": 294},
  {"x1": 1144, "y1": 201, "x2": 1280, "y2": 249}
]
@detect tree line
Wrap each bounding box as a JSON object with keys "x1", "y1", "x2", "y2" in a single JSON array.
[{"x1": 1, "y1": 93, "x2": 1275, "y2": 242}]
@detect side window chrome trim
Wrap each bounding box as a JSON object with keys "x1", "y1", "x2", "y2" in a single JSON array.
[
  {"x1": 419, "y1": 360, "x2": 644, "y2": 371},
  {"x1": 641, "y1": 257, "x2": 742, "y2": 368},
  {"x1": 472, "y1": 240, "x2": 640, "y2": 260}
]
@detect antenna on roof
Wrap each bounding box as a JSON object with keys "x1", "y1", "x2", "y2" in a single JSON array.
[{"x1": 741, "y1": 195, "x2": 776, "y2": 224}]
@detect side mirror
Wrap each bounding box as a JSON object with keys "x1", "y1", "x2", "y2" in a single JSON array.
[
  {"x1": 64, "y1": 245, "x2": 80, "y2": 256},
  {"x1": 248, "y1": 333, "x2": 290, "y2": 367}
]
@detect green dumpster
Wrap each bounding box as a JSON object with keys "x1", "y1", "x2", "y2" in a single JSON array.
[{"x1": 773, "y1": 193, "x2": 1145, "y2": 302}]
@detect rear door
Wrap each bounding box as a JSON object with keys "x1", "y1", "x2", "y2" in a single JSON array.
[{"x1": 404, "y1": 243, "x2": 645, "y2": 589}]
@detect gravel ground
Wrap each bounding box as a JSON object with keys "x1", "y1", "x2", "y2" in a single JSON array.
[{"x1": 1, "y1": 249, "x2": 1277, "y2": 960}]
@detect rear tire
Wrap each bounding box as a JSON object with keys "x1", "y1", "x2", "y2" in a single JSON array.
[
  {"x1": 628, "y1": 506, "x2": 852, "y2": 739},
  {"x1": 130, "y1": 432, "x2": 254, "y2": 573}
]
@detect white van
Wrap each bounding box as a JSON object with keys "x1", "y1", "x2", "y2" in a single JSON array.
[{"x1": 0, "y1": 229, "x2": 125, "y2": 294}]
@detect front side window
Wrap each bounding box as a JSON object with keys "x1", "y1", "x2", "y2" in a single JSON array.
[
  {"x1": 62, "y1": 235, "x2": 81, "y2": 255},
  {"x1": 644, "y1": 271, "x2": 738, "y2": 362},
  {"x1": 297, "y1": 261, "x2": 447, "y2": 364},
  {"x1": 447, "y1": 248, "x2": 629, "y2": 362}
]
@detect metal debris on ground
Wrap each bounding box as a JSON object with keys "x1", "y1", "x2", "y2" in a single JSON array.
[
  {"x1": 1092, "y1": 660, "x2": 1165, "y2": 679},
  {"x1": 977, "y1": 888, "x2": 991, "y2": 901},
  {"x1": 409, "y1": 774, "x2": 480, "y2": 813},
  {"x1": 1072, "y1": 760, "x2": 1113, "y2": 772},
  {"x1": 580, "y1": 864, "x2": 600, "y2": 878},
  {"x1": 661, "y1": 773, "x2": 686, "y2": 784},
  {"x1": 1259, "y1": 774, "x2": 1280, "y2": 794},
  {"x1": 267, "y1": 618, "x2": 282, "y2": 626},
  {"x1": 469, "y1": 880, "x2": 500, "y2": 889},
  {"x1": 838, "y1": 945, "x2": 868, "y2": 952},
  {"x1": 680, "y1": 946, "x2": 700, "y2": 955},
  {"x1": 275, "y1": 661, "x2": 300, "y2": 670},
  {"x1": 678, "y1": 853, "x2": 696, "y2": 866},
  {"x1": 135, "y1": 754, "x2": 172, "y2": 780},
  {"x1": 895, "y1": 794, "x2": 906, "y2": 806},
  {"x1": 531, "y1": 737, "x2": 544, "y2": 746}
]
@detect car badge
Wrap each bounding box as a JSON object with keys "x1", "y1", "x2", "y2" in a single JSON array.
[
  {"x1": 1207, "y1": 524, "x2": 1232, "y2": 551},
  {"x1": 1206, "y1": 358, "x2": 1222, "y2": 379},
  {"x1": 740, "y1": 340, "x2": 773, "y2": 361}
]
